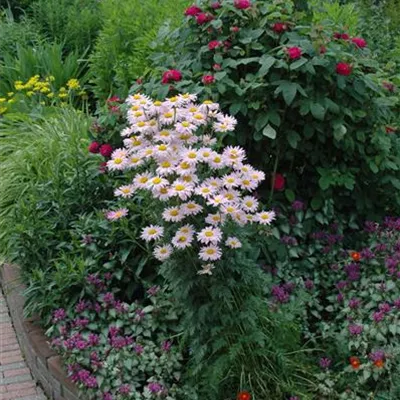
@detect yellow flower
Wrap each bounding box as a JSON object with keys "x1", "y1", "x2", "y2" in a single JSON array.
[
  {"x1": 67, "y1": 79, "x2": 80, "y2": 90},
  {"x1": 26, "y1": 91, "x2": 35, "y2": 97},
  {"x1": 59, "y1": 87, "x2": 67, "y2": 93},
  {"x1": 47, "y1": 93, "x2": 54, "y2": 99},
  {"x1": 0, "y1": 106, "x2": 7, "y2": 114},
  {"x1": 8, "y1": 99, "x2": 15, "y2": 104},
  {"x1": 40, "y1": 87, "x2": 51, "y2": 94},
  {"x1": 7, "y1": 92, "x2": 14, "y2": 97},
  {"x1": 39, "y1": 101, "x2": 45, "y2": 106},
  {"x1": 58, "y1": 92, "x2": 68, "y2": 99},
  {"x1": 49, "y1": 76, "x2": 55, "y2": 82},
  {"x1": 15, "y1": 83, "x2": 24, "y2": 91},
  {"x1": 0, "y1": 98, "x2": 6, "y2": 103}
]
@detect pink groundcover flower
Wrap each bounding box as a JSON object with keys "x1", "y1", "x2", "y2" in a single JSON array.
[
  {"x1": 99, "y1": 144, "x2": 113, "y2": 158},
  {"x1": 351, "y1": 37, "x2": 367, "y2": 48},
  {"x1": 184, "y1": 5, "x2": 202, "y2": 16},
  {"x1": 202, "y1": 75, "x2": 215, "y2": 85}
]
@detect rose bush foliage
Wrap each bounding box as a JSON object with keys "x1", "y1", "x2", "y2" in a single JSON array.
[{"x1": 136, "y1": 0, "x2": 400, "y2": 220}]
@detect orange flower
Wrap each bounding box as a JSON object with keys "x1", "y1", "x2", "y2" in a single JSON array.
[
  {"x1": 351, "y1": 252, "x2": 361, "y2": 262},
  {"x1": 350, "y1": 356, "x2": 361, "y2": 369},
  {"x1": 374, "y1": 359, "x2": 385, "y2": 368},
  {"x1": 237, "y1": 391, "x2": 251, "y2": 400}
]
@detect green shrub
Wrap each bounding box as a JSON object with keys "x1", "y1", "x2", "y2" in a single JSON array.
[
  {"x1": 29, "y1": 0, "x2": 102, "y2": 53},
  {"x1": 89, "y1": 0, "x2": 191, "y2": 98},
  {"x1": 140, "y1": 0, "x2": 400, "y2": 222}
]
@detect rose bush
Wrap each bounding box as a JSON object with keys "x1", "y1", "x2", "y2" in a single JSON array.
[{"x1": 136, "y1": 0, "x2": 400, "y2": 221}]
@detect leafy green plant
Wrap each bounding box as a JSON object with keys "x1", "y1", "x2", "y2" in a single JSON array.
[
  {"x1": 29, "y1": 0, "x2": 102, "y2": 53},
  {"x1": 140, "y1": 0, "x2": 400, "y2": 222},
  {"x1": 89, "y1": 0, "x2": 191, "y2": 98}
]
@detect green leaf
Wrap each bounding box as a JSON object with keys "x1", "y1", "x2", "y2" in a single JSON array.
[
  {"x1": 287, "y1": 130, "x2": 301, "y2": 148},
  {"x1": 258, "y1": 55, "x2": 276, "y2": 76},
  {"x1": 229, "y1": 103, "x2": 241, "y2": 115},
  {"x1": 333, "y1": 125, "x2": 347, "y2": 141},
  {"x1": 280, "y1": 82, "x2": 297, "y2": 106},
  {"x1": 255, "y1": 114, "x2": 269, "y2": 131},
  {"x1": 319, "y1": 175, "x2": 332, "y2": 190},
  {"x1": 285, "y1": 189, "x2": 295, "y2": 202},
  {"x1": 311, "y1": 196, "x2": 323, "y2": 210},
  {"x1": 310, "y1": 103, "x2": 326, "y2": 120},
  {"x1": 262, "y1": 124, "x2": 277, "y2": 139},
  {"x1": 290, "y1": 58, "x2": 307, "y2": 70},
  {"x1": 267, "y1": 110, "x2": 281, "y2": 126}
]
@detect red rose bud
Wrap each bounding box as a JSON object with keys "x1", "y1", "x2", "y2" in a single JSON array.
[
  {"x1": 383, "y1": 81, "x2": 395, "y2": 92},
  {"x1": 234, "y1": 0, "x2": 251, "y2": 9},
  {"x1": 88, "y1": 141, "x2": 100, "y2": 154},
  {"x1": 208, "y1": 40, "x2": 221, "y2": 50},
  {"x1": 231, "y1": 26, "x2": 240, "y2": 33},
  {"x1": 351, "y1": 37, "x2": 367, "y2": 48},
  {"x1": 334, "y1": 32, "x2": 350, "y2": 40},
  {"x1": 211, "y1": 1, "x2": 222, "y2": 9},
  {"x1": 386, "y1": 126, "x2": 397, "y2": 134},
  {"x1": 161, "y1": 69, "x2": 182, "y2": 84},
  {"x1": 374, "y1": 359, "x2": 385, "y2": 368},
  {"x1": 224, "y1": 40, "x2": 232, "y2": 48},
  {"x1": 99, "y1": 161, "x2": 107, "y2": 174},
  {"x1": 107, "y1": 95, "x2": 122, "y2": 103},
  {"x1": 319, "y1": 45, "x2": 327, "y2": 54},
  {"x1": 287, "y1": 46, "x2": 302, "y2": 60},
  {"x1": 213, "y1": 63, "x2": 222, "y2": 71},
  {"x1": 336, "y1": 62, "x2": 352, "y2": 76},
  {"x1": 351, "y1": 252, "x2": 361, "y2": 262},
  {"x1": 350, "y1": 356, "x2": 361, "y2": 369},
  {"x1": 202, "y1": 75, "x2": 215, "y2": 85},
  {"x1": 237, "y1": 391, "x2": 251, "y2": 400},
  {"x1": 272, "y1": 22, "x2": 287, "y2": 33},
  {"x1": 184, "y1": 5, "x2": 202, "y2": 16},
  {"x1": 273, "y1": 173, "x2": 285, "y2": 191},
  {"x1": 99, "y1": 144, "x2": 113, "y2": 158},
  {"x1": 109, "y1": 105, "x2": 120, "y2": 114},
  {"x1": 196, "y1": 12, "x2": 213, "y2": 24}
]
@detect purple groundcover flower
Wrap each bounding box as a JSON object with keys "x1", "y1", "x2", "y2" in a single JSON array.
[
  {"x1": 148, "y1": 382, "x2": 164, "y2": 394},
  {"x1": 336, "y1": 281, "x2": 347, "y2": 290},
  {"x1": 86, "y1": 274, "x2": 106, "y2": 290},
  {"x1": 345, "y1": 263, "x2": 361, "y2": 281},
  {"x1": 134, "y1": 344, "x2": 144, "y2": 355},
  {"x1": 162, "y1": 340, "x2": 172, "y2": 352},
  {"x1": 319, "y1": 357, "x2": 332, "y2": 369},
  {"x1": 379, "y1": 302, "x2": 391, "y2": 313},
  {"x1": 75, "y1": 300, "x2": 89, "y2": 313},
  {"x1": 349, "y1": 298, "x2": 361, "y2": 309},
  {"x1": 369, "y1": 350, "x2": 385, "y2": 362},
  {"x1": 147, "y1": 285, "x2": 160, "y2": 296},
  {"x1": 118, "y1": 384, "x2": 131, "y2": 395},
  {"x1": 103, "y1": 393, "x2": 113, "y2": 400},
  {"x1": 349, "y1": 324, "x2": 363, "y2": 335},
  {"x1": 271, "y1": 285, "x2": 290, "y2": 304},
  {"x1": 281, "y1": 235, "x2": 298, "y2": 246},
  {"x1": 292, "y1": 200, "x2": 305, "y2": 211},
  {"x1": 360, "y1": 248, "x2": 375, "y2": 259},
  {"x1": 365, "y1": 221, "x2": 379, "y2": 233},
  {"x1": 304, "y1": 279, "x2": 314, "y2": 290},
  {"x1": 103, "y1": 292, "x2": 115, "y2": 305},
  {"x1": 53, "y1": 308, "x2": 66, "y2": 322},
  {"x1": 394, "y1": 298, "x2": 400, "y2": 309},
  {"x1": 337, "y1": 293, "x2": 344, "y2": 303},
  {"x1": 88, "y1": 334, "x2": 100, "y2": 346},
  {"x1": 373, "y1": 311, "x2": 385, "y2": 323}
]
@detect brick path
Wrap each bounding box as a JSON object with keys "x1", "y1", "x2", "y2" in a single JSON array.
[{"x1": 0, "y1": 290, "x2": 47, "y2": 400}]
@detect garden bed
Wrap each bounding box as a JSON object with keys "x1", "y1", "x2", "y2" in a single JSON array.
[{"x1": 0, "y1": 263, "x2": 79, "y2": 400}]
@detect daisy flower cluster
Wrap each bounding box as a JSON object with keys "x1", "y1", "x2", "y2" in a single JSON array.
[{"x1": 108, "y1": 93, "x2": 275, "y2": 275}]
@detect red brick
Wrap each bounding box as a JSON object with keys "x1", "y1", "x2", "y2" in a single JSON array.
[
  {"x1": 6, "y1": 381, "x2": 36, "y2": 391},
  {"x1": 0, "y1": 353, "x2": 24, "y2": 365},
  {"x1": 0, "y1": 344, "x2": 20, "y2": 353},
  {"x1": 3, "y1": 367, "x2": 31, "y2": 378},
  {"x1": 2, "y1": 387, "x2": 38, "y2": 399},
  {"x1": 48, "y1": 356, "x2": 77, "y2": 394}
]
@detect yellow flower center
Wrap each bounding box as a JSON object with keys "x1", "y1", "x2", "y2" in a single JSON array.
[
  {"x1": 122, "y1": 188, "x2": 131, "y2": 194},
  {"x1": 152, "y1": 177, "x2": 162, "y2": 185},
  {"x1": 134, "y1": 111, "x2": 143, "y2": 117},
  {"x1": 175, "y1": 184, "x2": 185, "y2": 191},
  {"x1": 161, "y1": 161, "x2": 171, "y2": 168},
  {"x1": 133, "y1": 94, "x2": 141, "y2": 100},
  {"x1": 148, "y1": 228, "x2": 157, "y2": 235},
  {"x1": 205, "y1": 231, "x2": 214, "y2": 237},
  {"x1": 131, "y1": 105, "x2": 140, "y2": 111},
  {"x1": 245, "y1": 201, "x2": 253, "y2": 207},
  {"x1": 183, "y1": 176, "x2": 193, "y2": 182},
  {"x1": 170, "y1": 209, "x2": 179, "y2": 216},
  {"x1": 164, "y1": 112, "x2": 173, "y2": 118},
  {"x1": 206, "y1": 248, "x2": 216, "y2": 255},
  {"x1": 158, "y1": 144, "x2": 167, "y2": 151},
  {"x1": 114, "y1": 158, "x2": 123, "y2": 164},
  {"x1": 182, "y1": 121, "x2": 190, "y2": 127},
  {"x1": 203, "y1": 100, "x2": 213, "y2": 105},
  {"x1": 137, "y1": 121, "x2": 146, "y2": 127},
  {"x1": 194, "y1": 114, "x2": 204, "y2": 120},
  {"x1": 160, "y1": 130, "x2": 170, "y2": 137},
  {"x1": 189, "y1": 107, "x2": 197, "y2": 113},
  {"x1": 139, "y1": 177, "x2": 149, "y2": 183},
  {"x1": 187, "y1": 152, "x2": 197, "y2": 159},
  {"x1": 180, "y1": 162, "x2": 190, "y2": 170},
  {"x1": 154, "y1": 101, "x2": 162, "y2": 106}
]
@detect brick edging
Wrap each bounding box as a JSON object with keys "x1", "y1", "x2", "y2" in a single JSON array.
[{"x1": 0, "y1": 264, "x2": 80, "y2": 400}]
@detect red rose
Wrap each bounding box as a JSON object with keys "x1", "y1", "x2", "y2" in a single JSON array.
[
  {"x1": 208, "y1": 40, "x2": 221, "y2": 50},
  {"x1": 334, "y1": 32, "x2": 349, "y2": 40},
  {"x1": 273, "y1": 173, "x2": 285, "y2": 191},
  {"x1": 196, "y1": 12, "x2": 213, "y2": 24},
  {"x1": 336, "y1": 62, "x2": 352, "y2": 76},
  {"x1": 231, "y1": 26, "x2": 240, "y2": 33},
  {"x1": 161, "y1": 69, "x2": 182, "y2": 84},
  {"x1": 351, "y1": 37, "x2": 367, "y2": 48},
  {"x1": 99, "y1": 144, "x2": 113, "y2": 158},
  {"x1": 202, "y1": 75, "x2": 215, "y2": 85},
  {"x1": 211, "y1": 1, "x2": 222, "y2": 9},
  {"x1": 237, "y1": 391, "x2": 251, "y2": 400},
  {"x1": 351, "y1": 252, "x2": 361, "y2": 262},
  {"x1": 184, "y1": 5, "x2": 202, "y2": 16},
  {"x1": 234, "y1": 0, "x2": 251, "y2": 9},
  {"x1": 287, "y1": 46, "x2": 302, "y2": 60},
  {"x1": 319, "y1": 45, "x2": 327, "y2": 54},
  {"x1": 272, "y1": 22, "x2": 287, "y2": 33},
  {"x1": 213, "y1": 63, "x2": 222, "y2": 71},
  {"x1": 88, "y1": 141, "x2": 100, "y2": 154}
]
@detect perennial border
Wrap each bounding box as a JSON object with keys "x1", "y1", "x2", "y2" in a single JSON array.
[{"x1": 0, "y1": 264, "x2": 80, "y2": 400}]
